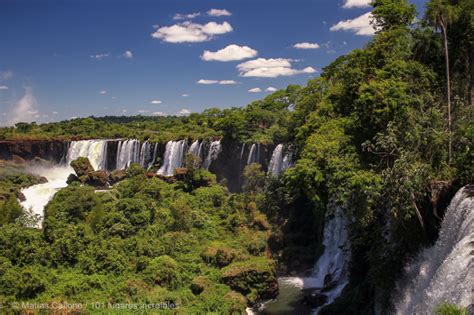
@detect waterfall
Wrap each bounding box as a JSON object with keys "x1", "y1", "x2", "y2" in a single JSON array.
[
  {"x1": 203, "y1": 140, "x2": 222, "y2": 170},
  {"x1": 149, "y1": 142, "x2": 159, "y2": 169},
  {"x1": 188, "y1": 140, "x2": 200, "y2": 156},
  {"x1": 139, "y1": 141, "x2": 153, "y2": 168},
  {"x1": 394, "y1": 186, "x2": 474, "y2": 314},
  {"x1": 66, "y1": 139, "x2": 108, "y2": 170},
  {"x1": 247, "y1": 143, "x2": 260, "y2": 165},
  {"x1": 304, "y1": 206, "x2": 350, "y2": 305},
  {"x1": 157, "y1": 140, "x2": 186, "y2": 176},
  {"x1": 268, "y1": 144, "x2": 293, "y2": 177},
  {"x1": 20, "y1": 165, "x2": 72, "y2": 227},
  {"x1": 116, "y1": 139, "x2": 141, "y2": 169}
]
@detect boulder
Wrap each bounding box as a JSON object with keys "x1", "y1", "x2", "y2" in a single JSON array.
[
  {"x1": 70, "y1": 157, "x2": 94, "y2": 177},
  {"x1": 86, "y1": 170, "x2": 109, "y2": 188},
  {"x1": 66, "y1": 173, "x2": 79, "y2": 184},
  {"x1": 221, "y1": 257, "x2": 278, "y2": 302},
  {"x1": 110, "y1": 169, "x2": 127, "y2": 184},
  {"x1": 303, "y1": 291, "x2": 328, "y2": 308}
]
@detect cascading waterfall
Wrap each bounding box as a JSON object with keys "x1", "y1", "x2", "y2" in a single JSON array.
[
  {"x1": 304, "y1": 206, "x2": 350, "y2": 306},
  {"x1": 20, "y1": 165, "x2": 72, "y2": 227},
  {"x1": 157, "y1": 140, "x2": 186, "y2": 176},
  {"x1": 247, "y1": 143, "x2": 260, "y2": 165},
  {"x1": 394, "y1": 186, "x2": 474, "y2": 314},
  {"x1": 188, "y1": 140, "x2": 200, "y2": 156},
  {"x1": 149, "y1": 142, "x2": 159, "y2": 169},
  {"x1": 203, "y1": 140, "x2": 222, "y2": 170},
  {"x1": 268, "y1": 144, "x2": 293, "y2": 177},
  {"x1": 116, "y1": 139, "x2": 141, "y2": 169},
  {"x1": 66, "y1": 139, "x2": 108, "y2": 170}
]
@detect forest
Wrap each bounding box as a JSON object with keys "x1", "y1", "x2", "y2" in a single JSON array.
[{"x1": 0, "y1": 0, "x2": 472, "y2": 313}]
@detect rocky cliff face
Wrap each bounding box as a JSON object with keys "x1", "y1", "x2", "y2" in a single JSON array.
[{"x1": 0, "y1": 140, "x2": 67, "y2": 163}]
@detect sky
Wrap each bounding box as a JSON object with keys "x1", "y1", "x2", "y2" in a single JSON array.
[{"x1": 0, "y1": 0, "x2": 427, "y2": 125}]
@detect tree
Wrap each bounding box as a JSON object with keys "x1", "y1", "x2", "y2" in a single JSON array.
[
  {"x1": 426, "y1": 0, "x2": 459, "y2": 163},
  {"x1": 371, "y1": 0, "x2": 416, "y2": 31}
]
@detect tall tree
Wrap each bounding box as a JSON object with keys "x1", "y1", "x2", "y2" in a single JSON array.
[{"x1": 426, "y1": 0, "x2": 458, "y2": 163}]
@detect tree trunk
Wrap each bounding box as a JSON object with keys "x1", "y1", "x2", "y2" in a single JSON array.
[{"x1": 441, "y1": 23, "x2": 452, "y2": 164}]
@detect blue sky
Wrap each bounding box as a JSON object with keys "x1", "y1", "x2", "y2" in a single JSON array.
[{"x1": 0, "y1": 0, "x2": 427, "y2": 125}]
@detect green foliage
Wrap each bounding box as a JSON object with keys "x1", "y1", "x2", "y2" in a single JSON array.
[{"x1": 435, "y1": 303, "x2": 468, "y2": 315}]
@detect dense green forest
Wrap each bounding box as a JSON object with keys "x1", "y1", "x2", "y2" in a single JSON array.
[{"x1": 0, "y1": 0, "x2": 472, "y2": 313}]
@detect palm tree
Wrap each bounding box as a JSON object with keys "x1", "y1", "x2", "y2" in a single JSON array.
[{"x1": 426, "y1": 0, "x2": 458, "y2": 164}]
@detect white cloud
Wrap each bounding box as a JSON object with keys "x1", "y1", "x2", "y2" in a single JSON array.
[
  {"x1": 138, "y1": 109, "x2": 150, "y2": 114},
  {"x1": 0, "y1": 70, "x2": 13, "y2": 80},
  {"x1": 152, "y1": 111, "x2": 166, "y2": 116},
  {"x1": 173, "y1": 12, "x2": 201, "y2": 20},
  {"x1": 293, "y1": 42, "x2": 320, "y2": 49},
  {"x1": 201, "y1": 44, "x2": 258, "y2": 62},
  {"x1": 343, "y1": 0, "x2": 371, "y2": 8},
  {"x1": 121, "y1": 50, "x2": 133, "y2": 59},
  {"x1": 52, "y1": 111, "x2": 59, "y2": 115},
  {"x1": 151, "y1": 21, "x2": 232, "y2": 43},
  {"x1": 8, "y1": 87, "x2": 38, "y2": 125},
  {"x1": 248, "y1": 87, "x2": 262, "y2": 93},
  {"x1": 208, "y1": 9, "x2": 231, "y2": 17},
  {"x1": 150, "y1": 100, "x2": 162, "y2": 104},
  {"x1": 266, "y1": 86, "x2": 277, "y2": 92},
  {"x1": 121, "y1": 109, "x2": 127, "y2": 113},
  {"x1": 178, "y1": 108, "x2": 191, "y2": 116},
  {"x1": 197, "y1": 79, "x2": 218, "y2": 84},
  {"x1": 219, "y1": 80, "x2": 237, "y2": 85},
  {"x1": 0, "y1": 85, "x2": 8, "y2": 90},
  {"x1": 90, "y1": 53, "x2": 109, "y2": 60},
  {"x1": 330, "y1": 12, "x2": 375, "y2": 36},
  {"x1": 237, "y1": 58, "x2": 317, "y2": 78},
  {"x1": 197, "y1": 79, "x2": 237, "y2": 85},
  {"x1": 181, "y1": 93, "x2": 189, "y2": 97},
  {"x1": 100, "y1": 90, "x2": 107, "y2": 94}
]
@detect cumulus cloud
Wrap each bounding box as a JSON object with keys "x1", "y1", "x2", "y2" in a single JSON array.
[
  {"x1": 266, "y1": 86, "x2": 277, "y2": 92},
  {"x1": 178, "y1": 108, "x2": 191, "y2": 116},
  {"x1": 343, "y1": 0, "x2": 371, "y2": 8},
  {"x1": 138, "y1": 109, "x2": 150, "y2": 114},
  {"x1": 201, "y1": 44, "x2": 257, "y2": 62},
  {"x1": 100, "y1": 90, "x2": 107, "y2": 94},
  {"x1": 293, "y1": 42, "x2": 320, "y2": 49},
  {"x1": 330, "y1": 12, "x2": 375, "y2": 36},
  {"x1": 248, "y1": 87, "x2": 262, "y2": 93},
  {"x1": 208, "y1": 9, "x2": 231, "y2": 16},
  {"x1": 197, "y1": 79, "x2": 237, "y2": 85},
  {"x1": 121, "y1": 50, "x2": 133, "y2": 59},
  {"x1": 237, "y1": 58, "x2": 317, "y2": 78},
  {"x1": 8, "y1": 87, "x2": 38, "y2": 125},
  {"x1": 90, "y1": 53, "x2": 109, "y2": 60},
  {"x1": 173, "y1": 12, "x2": 201, "y2": 20},
  {"x1": 0, "y1": 85, "x2": 8, "y2": 90},
  {"x1": 0, "y1": 70, "x2": 13, "y2": 80},
  {"x1": 152, "y1": 111, "x2": 166, "y2": 116},
  {"x1": 52, "y1": 111, "x2": 59, "y2": 115},
  {"x1": 181, "y1": 93, "x2": 189, "y2": 97},
  {"x1": 150, "y1": 100, "x2": 162, "y2": 104},
  {"x1": 151, "y1": 21, "x2": 232, "y2": 43}
]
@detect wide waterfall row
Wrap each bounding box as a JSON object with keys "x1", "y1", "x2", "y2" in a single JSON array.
[
  {"x1": 394, "y1": 186, "x2": 474, "y2": 314},
  {"x1": 64, "y1": 139, "x2": 292, "y2": 178}
]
